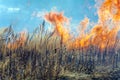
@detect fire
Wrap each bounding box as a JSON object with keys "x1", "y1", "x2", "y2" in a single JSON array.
[
  {"x1": 113, "y1": 0, "x2": 120, "y2": 21},
  {"x1": 7, "y1": 31, "x2": 27, "y2": 50},
  {"x1": 80, "y1": 17, "x2": 89, "y2": 35},
  {"x1": 44, "y1": 0, "x2": 120, "y2": 51},
  {"x1": 7, "y1": 0, "x2": 120, "y2": 51},
  {"x1": 44, "y1": 12, "x2": 71, "y2": 44},
  {"x1": 98, "y1": 0, "x2": 120, "y2": 22}
]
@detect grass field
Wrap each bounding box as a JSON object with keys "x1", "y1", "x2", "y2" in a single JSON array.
[
  {"x1": 0, "y1": 20, "x2": 119, "y2": 80},
  {"x1": 1, "y1": 0, "x2": 120, "y2": 79}
]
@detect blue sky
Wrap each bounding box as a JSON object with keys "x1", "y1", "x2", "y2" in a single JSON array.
[{"x1": 0, "y1": 0, "x2": 98, "y2": 32}]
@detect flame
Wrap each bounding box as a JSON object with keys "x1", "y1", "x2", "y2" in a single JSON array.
[
  {"x1": 71, "y1": 18, "x2": 91, "y2": 49},
  {"x1": 97, "y1": 0, "x2": 120, "y2": 50},
  {"x1": 7, "y1": 31, "x2": 27, "y2": 50},
  {"x1": 44, "y1": 12, "x2": 71, "y2": 43},
  {"x1": 44, "y1": 0, "x2": 120, "y2": 51},
  {"x1": 79, "y1": 17, "x2": 89, "y2": 37},
  {"x1": 98, "y1": 0, "x2": 120, "y2": 22},
  {"x1": 7, "y1": 0, "x2": 120, "y2": 51}
]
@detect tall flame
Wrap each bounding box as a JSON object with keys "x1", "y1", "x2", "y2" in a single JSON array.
[
  {"x1": 98, "y1": 0, "x2": 120, "y2": 22},
  {"x1": 44, "y1": 0, "x2": 120, "y2": 51},
  {"x1": 44, "y1": 12, "x2": 71, "y2": 44},
  {"x1": 7, "y1": 0, "x2": 120, "y2": 51}
]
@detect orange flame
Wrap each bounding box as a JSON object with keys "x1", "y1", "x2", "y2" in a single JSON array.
[
  {"x1": 44, "y1": 0, "x2": 120, "y2": 51},
  {"x1": 6, "y1": 0, "x2": 120, "y2": 52},
  {"x1": 44, "y1": 12, "x2": 71, "y2": 43},
  {"x1": 7, "y1": 31, "x2": 27, "y2": 50},
  {"x1": 98, "y1": 0, "x2": 120, "y2": 22}
]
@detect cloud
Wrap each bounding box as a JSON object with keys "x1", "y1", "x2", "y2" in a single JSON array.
[
  {"x1": 31, "y1": 7, "x2": 58, "y2": 19},
  {"x1": 7, "y1": 7, "x2": 20, "y2": 12},
  {"x1": 32, "y1": 11, "x2": 46, "y2": 18},
  {"x1": 0, "y1": 5, "x2": 20, "y2": 13}
]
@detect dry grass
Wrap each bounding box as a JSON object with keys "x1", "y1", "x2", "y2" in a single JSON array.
[{"x1": 0, "y1": 21, "x2": 119, "y2": 79}]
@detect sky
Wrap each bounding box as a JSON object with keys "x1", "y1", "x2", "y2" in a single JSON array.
[{"x1": 0, "y1": 0, "x2": 98, "y2": 32}]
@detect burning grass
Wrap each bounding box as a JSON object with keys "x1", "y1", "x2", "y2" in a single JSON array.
[
  {"x1": 0, "y1": 21, "x2": 119, "y2": 79},
  {"x1": 0, "y1": 0, "x2": 120, "y2": 79}
]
